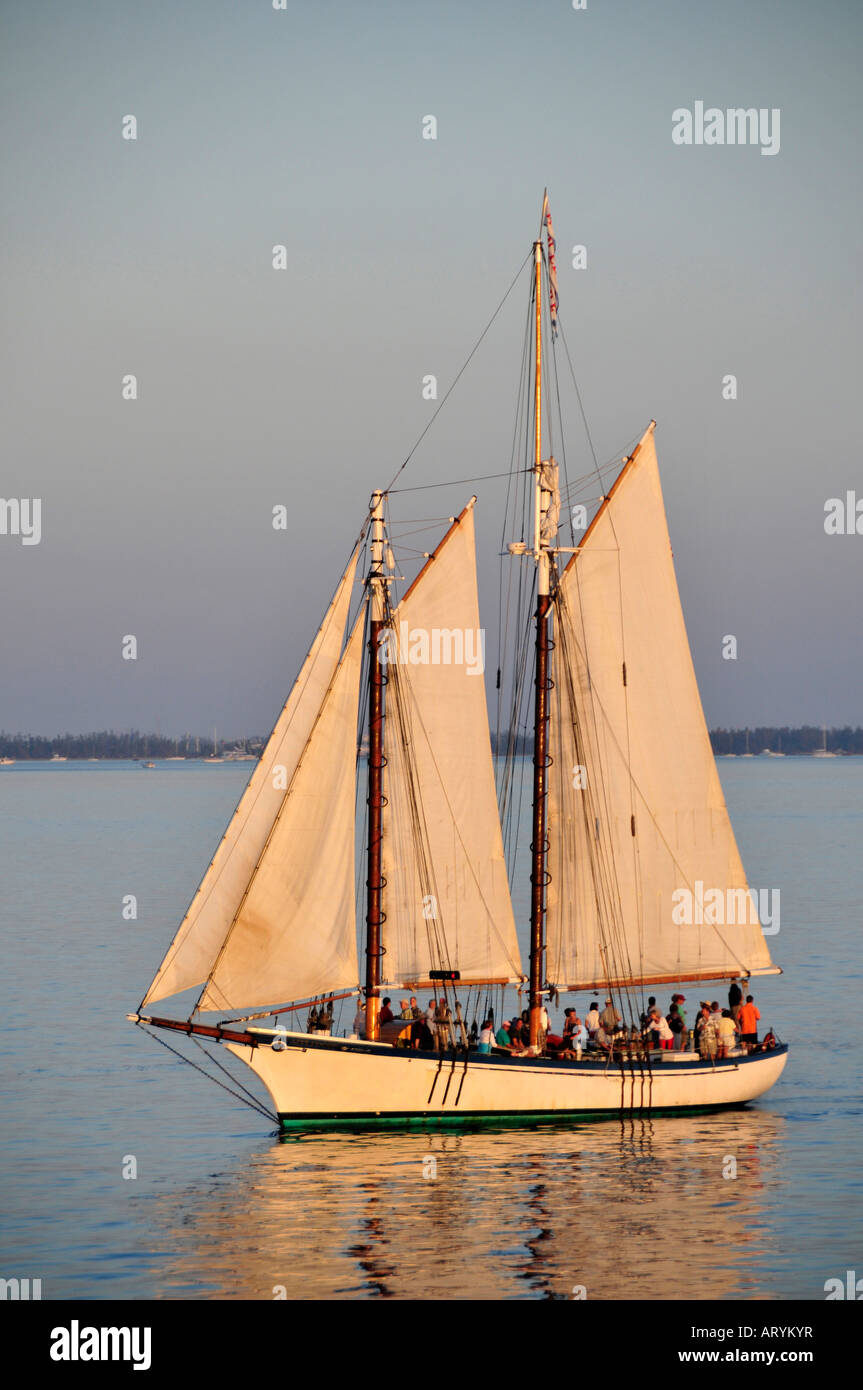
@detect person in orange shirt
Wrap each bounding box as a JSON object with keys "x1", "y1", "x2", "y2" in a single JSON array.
[{"x1": 737, "y1": 994, "x2": 761, "y2": 1049}]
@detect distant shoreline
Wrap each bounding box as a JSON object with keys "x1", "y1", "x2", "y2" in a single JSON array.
[{"x1": 0, "y1": 725, "x2": 860, "y2": 761}]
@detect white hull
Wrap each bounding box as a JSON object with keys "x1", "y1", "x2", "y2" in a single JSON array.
[{"x1": 225, "y1": 1031, "x2": 788, "y2": 1130}]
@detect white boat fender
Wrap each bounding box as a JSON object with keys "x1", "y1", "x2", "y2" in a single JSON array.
[{"x1": 271, "y1": 1030, "x2": 288, "y2": 1052}]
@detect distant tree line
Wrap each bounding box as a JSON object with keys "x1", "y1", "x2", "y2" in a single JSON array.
[
  {"x1": 1, "y1": 727, "x2": 860, "y2": 760},
  {"x1": 709, "y1": 727, "x2": 862, "y2": 755},
  {"x1": 0, "y1": 731, "x2": 266, "y2": 760}
]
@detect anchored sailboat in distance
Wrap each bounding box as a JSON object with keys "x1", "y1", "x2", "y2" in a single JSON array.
[{"x1": 130, "y1": 198, "x2": 787, "y2": 1129}]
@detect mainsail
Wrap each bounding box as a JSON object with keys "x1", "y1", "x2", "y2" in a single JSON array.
[
  {"x1": 142, "y1": 550, "x2": 359, "y2": 1008},
  {"x1": 380, "y1": 503, "x2": 523, "y2": 984},
  {"x1": 546, "y1": 424, "x2": 777, "y2": 990}
]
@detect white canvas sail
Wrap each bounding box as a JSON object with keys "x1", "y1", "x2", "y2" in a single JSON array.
[
  {"x1": 381, "y1": 503, "x2": 523, "y2": 984},
  {"x1": 142, "y1": 551, "x2": 359, "y2": 1007},
  {"x1": 197, "y1": 611, "x2": 365, "y2": 1012},
  {"x1": 546, "y1": 424, "x2": 777, "y2": 990}
]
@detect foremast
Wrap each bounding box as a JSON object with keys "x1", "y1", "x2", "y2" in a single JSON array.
[{"x1": 365, "y1": 490, "x2": 386, "y2": 1040}]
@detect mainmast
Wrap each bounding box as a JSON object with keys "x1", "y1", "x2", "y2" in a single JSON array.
[
  {"x1": 365, "y1": 490, "x2": 386, "y2": 1040},
  {"x1": 529, "y1": 234, "x2": 552, "y2": 1048}
]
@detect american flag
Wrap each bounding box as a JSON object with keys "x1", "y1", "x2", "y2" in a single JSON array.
[{"x1": 542, "y1": 192, "x2": 559, "y2": 334}]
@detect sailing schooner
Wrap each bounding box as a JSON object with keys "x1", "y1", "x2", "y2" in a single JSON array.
[{"x1": 130, "y1": 199, "x2": 787, "y2": 1129}]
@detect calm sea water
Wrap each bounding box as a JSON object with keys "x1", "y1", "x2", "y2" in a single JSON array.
[{"x1": 0, "y1": 758, "x2": 861, "y2": 1300}]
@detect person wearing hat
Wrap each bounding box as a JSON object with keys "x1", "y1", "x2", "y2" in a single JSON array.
[
  {"x1": 699, "y1": 1003, "x2": 719, "y2": 1060},
  {"x1": 495, "y1": 1019, "x2": 513, "y2": 1050},
  {"x1": 599, "y1": 996, "x2": 621, "y2": 1034}
]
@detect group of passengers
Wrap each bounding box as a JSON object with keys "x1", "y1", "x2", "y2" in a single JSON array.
[
  {"x1": 350, "y1": 981, "x2": 775, "y2": 1059},
  {"x1": 471, "y1": 983, "x2": 773, "y2": 1060},
  {"x1": 354, "y1": 995, "x2": 456, "y2": 1050},
  {"x1": 541, "y1": 985, "x2": 772, "y2": 1060}
]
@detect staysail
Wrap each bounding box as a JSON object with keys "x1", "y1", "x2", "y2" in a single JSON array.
[
  {"x1": 546, "y1": 424, "x2": 778, "y2": 990},
  {"x1": 142, "y1": 550, "x2": 359, "y2": 1008},
  {"x1": 196, "y1": 611, "x2": 365, "y2": 1012},
  {"x1": 381, "y1": 503, "x2": 523, "y2": 984}
]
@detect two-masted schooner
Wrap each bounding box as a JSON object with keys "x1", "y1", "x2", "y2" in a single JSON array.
[{"x1": 130, "y1": 199, "x2": 787, "y2": 1129}]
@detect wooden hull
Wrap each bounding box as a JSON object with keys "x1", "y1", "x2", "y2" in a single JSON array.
[{"x1": 224, "y1": 1031, "x2": 789, "y2": 1131}]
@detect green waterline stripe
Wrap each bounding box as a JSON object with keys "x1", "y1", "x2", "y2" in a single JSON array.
[{"x1": 277, "y1": 1100, "x2": 750, "y2": 1133}]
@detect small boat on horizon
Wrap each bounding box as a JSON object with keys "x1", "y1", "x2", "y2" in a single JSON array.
[
  {"x1": 203, "y1": 727, "x2": 223, "y2": 762},
  {"x1": 812, "y1": 726, "x2": 837, "y2": 757}
]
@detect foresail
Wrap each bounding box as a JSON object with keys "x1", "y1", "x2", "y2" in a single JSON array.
[
  {"x1": 381, "y1": 504, "x2": 523, "y2": 984},
  {"x1": 142, "y1": 550, "x2": 359, "y2": 1008},
  {"x1": 547, "y1": 424, "x2": 776, "y2": 990},
  {"x1": 197, "y1": 611, "x2": 365, "y2": 1012}
]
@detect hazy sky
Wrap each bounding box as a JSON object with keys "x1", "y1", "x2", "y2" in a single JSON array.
[{"x1": 2, "y1": 0, "x2": 861, "y2": 737}]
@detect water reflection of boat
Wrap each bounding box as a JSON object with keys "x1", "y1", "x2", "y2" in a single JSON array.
[{"x1": 145, "y1": 1109, "x2": 785, "y2": 1300}]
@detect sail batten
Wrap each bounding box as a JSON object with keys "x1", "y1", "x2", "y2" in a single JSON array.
[
  {"x1": 141, "y1": 549, "x2": 360, "y2": 1009},
  {"x1": 547, "y1": 425, "x2": 777, "y2": 991}
]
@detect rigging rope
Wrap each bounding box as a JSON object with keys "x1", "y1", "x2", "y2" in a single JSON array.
[
  {"x1": 189, "y1": 1032, "x2": 277, "y2": 1119},
  {"x1": 385, "y1": 250, "x2": 533, "y2": 493},
  {"x1": 137, "y1": 1022, "x2": 276, "y2": 1124},
  {"x1": 390, "y1": 469, "x2": 528, "y2": 494}
]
